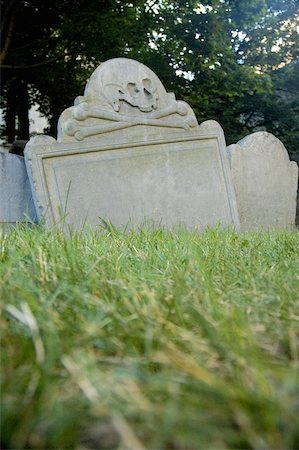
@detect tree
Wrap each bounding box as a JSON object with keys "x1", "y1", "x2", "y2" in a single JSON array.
[
  {"x1": 1, "y1": 0, "x2": 298, "y2": 153},
  {"x1": 0, "y1": 0, "x2": 148, "y2": 140},
  {"x1": 129, "y1": 0, "x2": 298, "y2": 148},
  {"x1": 1, "y1": 0, "x2": 64, "y2": 140}
]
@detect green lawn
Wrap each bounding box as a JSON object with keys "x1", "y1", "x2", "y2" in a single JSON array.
[{"x1": 1, "y1": 225, "x2": 299, "y2": 449}]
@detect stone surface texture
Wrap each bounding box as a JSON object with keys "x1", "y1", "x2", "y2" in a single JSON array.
[
  {"x1": 25, "y1": 58, "x2": 239, "y2": 231},
  {"x1": 57, "y1": 58, "x2": 198, "y2": 144},
  {"x1": 0, "y1": 151, "x2": 37, "y2": 224},
  {"x1": 227, "y1": 132, "x2": 298, "y2": 230},
  {"x1": 290, "y1": 152, "x2": 299, "y2": 227}
]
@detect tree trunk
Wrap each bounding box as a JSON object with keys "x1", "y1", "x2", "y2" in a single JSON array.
[
  {"x1": 5, "y1": 81, "x2": 17, "y2": 143},
  {"x1": 16, "y1": 80, "x2": 30, "y2": 140},
  {"x1": 3, "y1": 78, "x2": 30, "y2": 143}
]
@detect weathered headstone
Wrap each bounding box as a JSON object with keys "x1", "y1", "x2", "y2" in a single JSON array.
[
  {"x1": 25, "y1": 57, "x2": 239, "y2": 231},
  {"x1": 227, "y1": 132, "x2": 298, "y2": 230},
  {"x1": 0, "y1": 151, "x2": 37, "y2": 226},
  {"x1": 290, "y1": 153, "x2": 299, "y2": 227}
]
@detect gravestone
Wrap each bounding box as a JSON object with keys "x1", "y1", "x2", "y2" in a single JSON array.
[
  {"x1": 25, "y1": 57, "x2": 239, "y2": 231},
  {"x1": 0, "y1": 151, "x2": 37, "y2": 226},
  {"x1": 290, "y1": 153, "x2": 299, "y2": 227},
  {"x1": 227, "y1": 132, "x2": 298, "y2": 230}
]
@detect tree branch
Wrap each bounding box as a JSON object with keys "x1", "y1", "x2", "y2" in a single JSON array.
[
  {"x1": 0, "y1": 55, "x2": 62, "y2": 70},
  {"x1": 276, "y1": 87, "x2": 299, "y2": 95},
  {"x1": 147, "y1": 0, "x2": 159, "y2": 12},
  {"x1": 1, "y1": 0, "x2": 17, "y2": 34},
  {"x1": 0, "y1": 13, "x2": 15, "y2": 64},
  {"x1": 244, "y1": 111, "x2": 255, "y2": 127}
]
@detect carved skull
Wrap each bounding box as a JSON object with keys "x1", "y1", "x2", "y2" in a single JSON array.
[
  {"x1": 90, "y1": 59, "x2": 160, "y2": 113},
  {"x1": 104, "y1": 78, "x2": 158, "y2": 112}
]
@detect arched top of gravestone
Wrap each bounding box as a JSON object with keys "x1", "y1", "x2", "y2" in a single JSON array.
[
  {"x1": 227, "y1": 131, "x2": 298, "y2": 230},
  {"x1": 237, "y1": 131, "x2": 295, "y2": 166},
  {"x1": 57, "y1": 57, "x2": 198, "y2": 142},
  {"x1": 84, "y1": 58, "x2": 171, "y2": 111}
]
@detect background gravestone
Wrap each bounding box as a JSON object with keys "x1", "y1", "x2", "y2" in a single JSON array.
[
  {"x1": 0, "y1": 151, "x2": 37, "y2": 226},
  {"x1": 290, "y1": 152, "x2": 299, "y2": 227},
  {"x1": 227, "y1": 132, "x2": 298, "y2": 230},
  {"x1": 25, "y1": 58, "x2": 239, "y2": 232}
]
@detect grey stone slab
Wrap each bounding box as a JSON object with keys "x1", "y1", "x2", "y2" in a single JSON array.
[
  {"x1": 290, "y1": 153, "x2": 299, "y2": 228},
  {"x1": 227, "y1": 132, "x2": 298, "y2": 230},
  {"x1": 25, "y1": 58, "x2": 239, "y2": 232},
  {"x1": 0, "y1": 150, "x2": 37, "y2": 225}
]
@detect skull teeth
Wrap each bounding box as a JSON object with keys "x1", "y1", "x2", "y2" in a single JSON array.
[
  {"x1": 139, "y1": 105, "x2": 155, "y2": 112},
  {"x1": 122, "y1": 99, "x2": 155, "y2": 112}
]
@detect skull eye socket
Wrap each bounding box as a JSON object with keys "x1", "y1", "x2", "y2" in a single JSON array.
[
  {"x1": 127, "y1": 82, "x2": 140, "y2": 98},
  {"x1": 142, "y1": 78, "x2": 153, "y2": 94}
]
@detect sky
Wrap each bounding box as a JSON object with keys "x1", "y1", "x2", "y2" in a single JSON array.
[{"x1": 0, "y1": 105, "x2": 48, "y2": 145}]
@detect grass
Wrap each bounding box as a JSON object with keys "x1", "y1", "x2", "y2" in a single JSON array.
[{"x1": 0, "y1": 224, "x2": 299, "y2": 449}]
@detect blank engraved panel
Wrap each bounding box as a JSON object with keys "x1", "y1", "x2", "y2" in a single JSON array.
[{"x1": 42, "y1": 138, "x2": 232, "y2": 230}]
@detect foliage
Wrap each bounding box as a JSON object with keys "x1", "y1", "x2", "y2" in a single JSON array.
[
  {"x1": 241, "y1": 61, "x2": 299, "y2": 154},
  {"x1": 132, "y1": 0, "x2": 299, "y2": 146},
  {"x1": 0, "y1": 0, "x2": 148, "y2": 137},
  {"x1": 0, "y1": 0, "x2": 298, "y2": 151},
  {"x1": 1, "y1": 225, "x2": 299, "y2": 449}
]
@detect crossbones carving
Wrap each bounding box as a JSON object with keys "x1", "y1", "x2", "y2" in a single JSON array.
[
  {"x1": 58, "y1": 59, "x2": 200, "y2": 142},
  {"x1": 65, "y1": 116, "x2": 197, "y2": 141},
  {"x1": 73, "y1": 99, "x2": 188, "y2": 122},
  {"x1": 64, "y1": 100, "x2": 197, "y2": 140}
]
